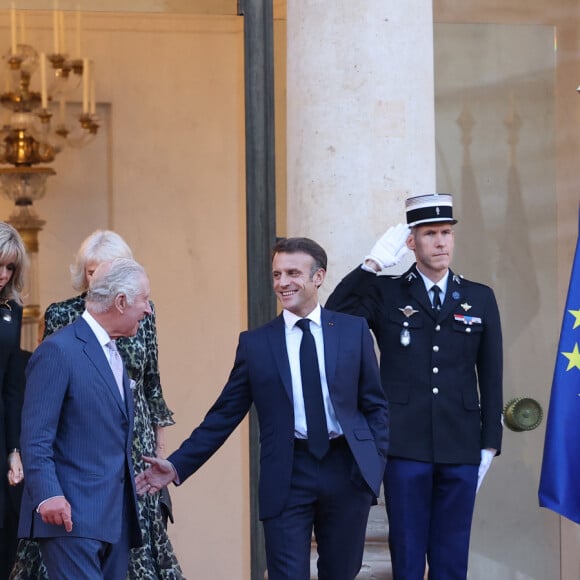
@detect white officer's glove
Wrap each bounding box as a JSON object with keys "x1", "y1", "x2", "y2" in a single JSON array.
[
  {"x1": 476, "y1": 449, "x2": 496, "y2": 493},
  {"x1": 364, "y1": 223, "x2": 410, "y2": 271}
]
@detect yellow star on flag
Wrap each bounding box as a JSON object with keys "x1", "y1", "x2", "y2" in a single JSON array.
[
  {"x1": 569, "y1": 309, "x2": 580, "y2": 329},
  {"x1": 562, "y1": 343, "x2": 580, "y2": 371}
]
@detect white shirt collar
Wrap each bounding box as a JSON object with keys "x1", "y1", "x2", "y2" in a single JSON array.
[
  {"x1": 81, "y1": 310, "x2": 112, "y2": 347},
  {"x1": 416, "y1": 267, "x2": 450, "y2": 296},
  {"x1": 283, "y1": 303, "x2": 322, "y2": 330}
]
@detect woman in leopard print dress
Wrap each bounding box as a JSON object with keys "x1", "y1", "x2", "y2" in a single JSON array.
[{"x1": 11, "y1": 230, "x2": 184, "y2": 580}]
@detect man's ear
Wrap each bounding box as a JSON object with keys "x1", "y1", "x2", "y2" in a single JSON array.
[
  {"x1": 114, "y1": 293, "x2": 126, "y2": 312},
  {"x1": 406, "y1": 233, "x2": 415, "y2": 251},
  {"x1": 314, "y1": 268, "x2": 326, "y2": 288}
]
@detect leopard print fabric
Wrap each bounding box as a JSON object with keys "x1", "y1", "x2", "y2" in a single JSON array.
[{"x1": 10, "y1": 295, "x2": 184, "y2": 579}]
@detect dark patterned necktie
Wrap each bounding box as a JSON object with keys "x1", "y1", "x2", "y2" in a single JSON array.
[
  {"x1": 296, "y1": 318, "x2": 329, "y2": 459},
  {"x1": 432, "y1": 285, "x2": 442, "y2": 311}
]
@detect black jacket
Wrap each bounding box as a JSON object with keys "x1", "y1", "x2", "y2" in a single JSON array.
[{"x1": 326, "y1": 264, "x2": 503, "y2": 465}]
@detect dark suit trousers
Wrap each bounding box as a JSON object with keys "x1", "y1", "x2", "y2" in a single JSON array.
[
  {"x1": 39, "y1": 489, "x2": 132, "y2": 580},
  {"x1": 262, "y1": 439, "x2": 374, "y2": 580},
  {"x1": 384, "y1": 457, "x2": 478, "y2": 580}
]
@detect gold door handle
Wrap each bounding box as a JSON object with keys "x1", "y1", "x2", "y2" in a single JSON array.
[{"x1": 504, "y1": 397, "x2": 543, "y2": 432}]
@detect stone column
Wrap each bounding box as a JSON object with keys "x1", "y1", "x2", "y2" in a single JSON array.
[
  {"x1": 286, "y1": 2, "x2": 437, "y2": 577},
  {"x1": 286, "y1": 0, "x2": 436, "y2": 297}
]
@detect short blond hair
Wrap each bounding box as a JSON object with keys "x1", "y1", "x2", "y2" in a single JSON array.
[{"x1": 70, "y1": 230, "x2": 133, "y2": 293}]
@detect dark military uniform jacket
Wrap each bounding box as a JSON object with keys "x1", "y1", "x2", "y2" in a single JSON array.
[{"x1": 326, "y1": 263, "x2": 503, "y2": 465}]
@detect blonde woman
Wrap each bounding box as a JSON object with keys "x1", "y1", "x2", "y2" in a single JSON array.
[{"x1": 0, "y1": 222, "x2": 27, "y2": 580}]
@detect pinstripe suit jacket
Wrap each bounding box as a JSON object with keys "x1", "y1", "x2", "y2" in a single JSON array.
[{"x1": 18, "y1": 317, "x2": 141, "y2": 547}]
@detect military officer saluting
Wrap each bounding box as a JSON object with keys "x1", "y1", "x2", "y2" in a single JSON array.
[{"x1": 326, "y1": 193, "x2": 503, "y2": 580}]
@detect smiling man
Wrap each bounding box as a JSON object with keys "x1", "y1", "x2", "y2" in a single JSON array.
[
  {"x1": 136, "y1": 237, "x2": 389, "y2": 580},
  {"x1": 326, "y1": 194, "x2": 504, "y2": 580},
  {"x1": 18, "y1": 258, "x2": 149, "y2": 579}
]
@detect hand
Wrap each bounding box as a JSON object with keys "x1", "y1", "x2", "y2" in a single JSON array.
[
  {"x1": 39, "y1": 497, "x2": 73, "y2": 532},
  {"x1": 7, "y1": 450, "x2": 23, "y2": 486},
  {"x1": 136, "y1": 456, "x2": 177, "y2": 495},
  {"x1": 364, "y1": 223, "x2": 410, "y2": 270},
  {"x1": 476, "y1": 448, "x2": 496, "y2": 493}
]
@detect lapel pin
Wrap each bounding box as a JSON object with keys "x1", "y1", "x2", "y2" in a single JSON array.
[{"x1": 461, "y1": 302, "x2": 472, "y2": 311}]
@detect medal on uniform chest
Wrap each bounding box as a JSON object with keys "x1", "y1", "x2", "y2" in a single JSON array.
[{"x1": 398, "y1": 305, "x2": 418, "y2": 347}]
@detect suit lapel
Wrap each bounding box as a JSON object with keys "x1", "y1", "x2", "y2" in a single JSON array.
[
  {"x1": 439, "y1": 270, "x2": 463, "y2": 320},
  {"x1": 75, "y1": 319, "x2": 129, "y2": 418},
  {"x1": 321, "y1": 308, "x2": 338, "y2": 389},
  {"x1": 268, "y1": 315, "x2": 293, "y2": 403}
]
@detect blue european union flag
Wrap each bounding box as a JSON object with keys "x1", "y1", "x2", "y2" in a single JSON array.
[{"x1": 538, "y1": 208, "x2": 580, "y2": 524}]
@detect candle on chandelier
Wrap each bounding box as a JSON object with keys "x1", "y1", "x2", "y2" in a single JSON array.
[
  {"x1": 89, "y1": 65, "x2": 95, "y2": 115},
  {"x1": 53, "y1": 4, "x2": 60, "y2": 54},
  {"x1": 82, "y1": 58, "x2": 89, "y2": 114},
  {"x1": 59, "y1": 97, "x2": 66, "y2": 125},
  {"x1": 40, "y1": 53, "x2": 48, "y2": 109},
  {"x1": 75, "y1": 8, "x2": 82, "y2": 60},
  {"x1": 10, "y1": 3, "x2": 17, "y2": 55},
  {"x1": 59, "y1": 11, "x2": 66, "y2": 55}
]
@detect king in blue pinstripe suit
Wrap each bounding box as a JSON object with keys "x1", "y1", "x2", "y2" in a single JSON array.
[{"x1": 18, "y1": 258, "x2": 150, "y2": 580}]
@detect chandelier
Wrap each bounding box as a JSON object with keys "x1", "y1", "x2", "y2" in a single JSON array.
[
  {"x1": 0, "y1": 7, "x2": 99, "y2": 350},
  {"x1": 0, "y1": 7, "x2": 98, "y2": 212}
]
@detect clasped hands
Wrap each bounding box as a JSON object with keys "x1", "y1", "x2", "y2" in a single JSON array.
[{"x1": 135, "y1": 456, "x2": 176, "y2": 495}]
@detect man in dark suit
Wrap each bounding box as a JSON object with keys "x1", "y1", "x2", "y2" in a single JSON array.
[
  {"x1": 18, "y1": 258, "x2": 148, "y2": 579},
  {"x1": 136, "y1": 237, "x2": 389, "y2": 580},
  {"x1": 326, "y1": 194, "x2": 503, "y2": 580}
]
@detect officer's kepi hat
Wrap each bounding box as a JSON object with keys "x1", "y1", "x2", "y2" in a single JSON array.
[{"x1": 405, "y1": 193, "x2": 458, "y2": 227}]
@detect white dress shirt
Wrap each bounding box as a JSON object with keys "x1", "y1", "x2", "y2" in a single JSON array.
[
  {"x1": 82, "y1": 310, "x2": 115, "y2": 362},
  {"x1": 283, "y1": 304, "x2": 343, "y2": 439},
  {"x1": 416, "y1": 268, "x2": 450, "y2": 307}
]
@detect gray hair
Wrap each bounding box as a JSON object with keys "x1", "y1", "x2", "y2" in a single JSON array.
[
  {"x1": 70, "y1": 230, "x2": 133, "y2": 293},
  {"x1": 86, "y1": 258, "x2": 147, "y2": 314},
  {"x1": 0, "y1": 222, "x2": 29, "y2": 303}
]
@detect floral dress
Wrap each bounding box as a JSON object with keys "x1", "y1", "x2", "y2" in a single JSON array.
[{"x1": 10, "y1": 295, "x2": 184, "y2": 579}]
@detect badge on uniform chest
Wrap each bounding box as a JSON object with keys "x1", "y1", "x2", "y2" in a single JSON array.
[
  {"x1": 398, "y1": 305, "x2": 418, "y2": 347},
  {"x1": 400, "y1": 327, "x2": 411, "y2": 347},
  {"x1": 0, "y1": 302, "x2": 12, "y2": 323}
]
